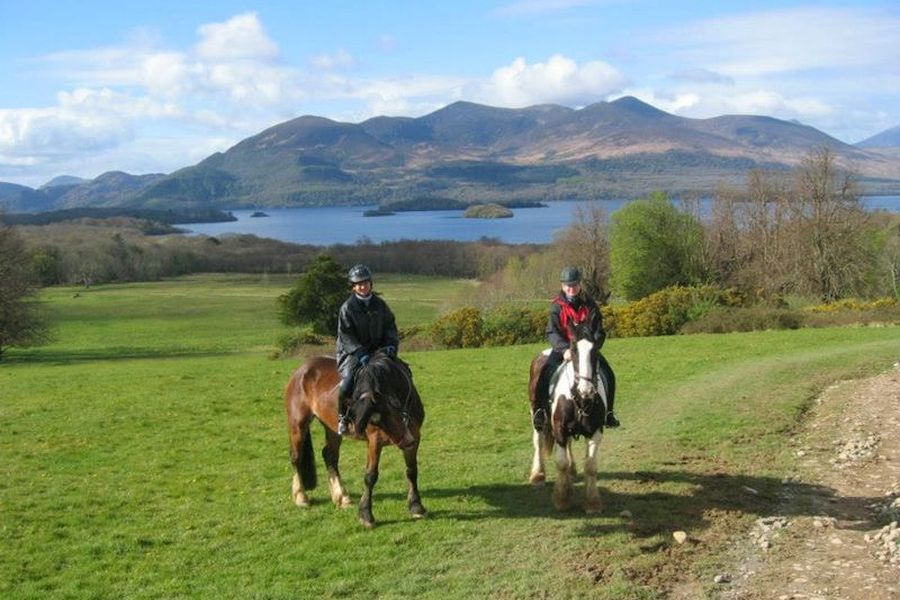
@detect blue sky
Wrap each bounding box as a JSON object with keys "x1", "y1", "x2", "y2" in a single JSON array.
[{"x1": 1, "y1": 0, "x2": 898, "y2": 187}]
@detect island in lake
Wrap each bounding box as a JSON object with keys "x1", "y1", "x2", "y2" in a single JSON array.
[
  {"x1": 464, "y1": 203, "x2": 514, "y2": 219},
  {"x1": 250, "y1": 211, "x2": 269, "y2": 218}
]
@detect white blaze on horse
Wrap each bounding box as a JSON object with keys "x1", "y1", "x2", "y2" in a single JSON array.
[{"x1": 528, "y1": 321, "x2": 607, "y2": 513}]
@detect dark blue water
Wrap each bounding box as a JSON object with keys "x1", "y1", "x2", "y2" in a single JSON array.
[{"x1": 178, "y1": 196, "x2": 900, "y2": 245}]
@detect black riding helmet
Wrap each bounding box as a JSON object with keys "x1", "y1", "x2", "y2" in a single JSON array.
[
  {"x1": 348, "y1": 264, "x2": 372, "y2": 283},
  {"x1": 559, "y1": 266, "x2": 581, "y2": 284}
]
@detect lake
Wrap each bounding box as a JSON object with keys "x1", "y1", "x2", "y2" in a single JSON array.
[{"x1": 177, "y1": 196, "x2": 900, "y2": 246}]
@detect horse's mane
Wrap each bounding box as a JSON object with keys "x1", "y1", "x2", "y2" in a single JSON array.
[{"x1": 356, "y1": 352, "x2": 402, "y2": 397}]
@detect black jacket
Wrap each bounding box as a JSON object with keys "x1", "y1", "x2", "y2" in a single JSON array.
[
  {"x1": 546, "y1": 292, "x2": 606, "y2": 354},
  {"x1": 336, "y1": 293, "x2": 399, "y2": 365}
]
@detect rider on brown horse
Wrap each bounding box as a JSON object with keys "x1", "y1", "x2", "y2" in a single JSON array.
[
  {"x1": 336, "y1": 264, "x2": 400, "y2": 436},
  {"x1": 531, "y1": 266, "x2": 620, "y2": 432}
]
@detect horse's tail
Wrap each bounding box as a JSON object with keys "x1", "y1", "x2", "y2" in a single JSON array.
[{"x1": 299, "y1": 429, "x2": 317, "y2": 490}]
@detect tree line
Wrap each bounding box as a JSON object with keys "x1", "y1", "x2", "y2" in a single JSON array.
[{"x1": 2, "y1": 148, "x2": 898, "y2": 358}]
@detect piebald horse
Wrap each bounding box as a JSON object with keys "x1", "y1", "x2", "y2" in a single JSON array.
[
  {"x1": 284, "y1": 350, "x2": 426, "y2": 528},
  {"x1": 528, "y1": 321, "x2": 607, "y2": 512}
]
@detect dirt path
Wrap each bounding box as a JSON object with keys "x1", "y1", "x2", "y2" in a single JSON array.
[{"x1": 689, "y1": 364, "x2": 900, "y2": 599}]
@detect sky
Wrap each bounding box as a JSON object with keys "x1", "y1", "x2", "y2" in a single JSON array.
[{"x1": 1, "y1": 0, "x2": 898, "y2": 188}]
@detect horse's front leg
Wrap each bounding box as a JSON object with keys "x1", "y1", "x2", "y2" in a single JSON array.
[
  {"x1": 322, "y1": 428, "x2": 352, "y2": 508},
  {"x1": 403, "y1": 443, "x2": 427, "y2": 519},
  {"x1": 529, "y1": 428, "x2": 547, "y2": 485},
  {"x1": 358, "y1": 439, "x2": 383, "y2": 528},
  {"x1": 583, "y1": 429, "x2": 603, "y2": 513},
  {"x1": 552, "y1": 441, "x2": 574, "y2": 511}
]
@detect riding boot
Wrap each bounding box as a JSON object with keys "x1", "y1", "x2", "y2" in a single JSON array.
[
  {"x1": 598, "y1": 354, "x2": 620, "y2": 428},
  {"x1": 336, "y1": 376, "x2": 355, "y2": 436},
  {"x1": 532, "y1": 354, "x2": 558, "y2": 432}
]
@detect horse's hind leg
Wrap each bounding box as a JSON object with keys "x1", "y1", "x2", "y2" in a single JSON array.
[
  {"x1": 403, "y1": 444, "x2": 427, "y2": 519},
  {"x1": 288, "y1": 417, "x2": 315, "y2": 507},
  {"x1": 529, "y1": 429, "x2": 547, "y2": 486},
  {"x1": 552, "y1": 442, "x2": 574, "y2": 511},
  {"x1": 583, "y1": 430, "x2": 603, "y2": 514},
  {"x1": 322, "y1": 429, "x2": 352, "y2": 508}
]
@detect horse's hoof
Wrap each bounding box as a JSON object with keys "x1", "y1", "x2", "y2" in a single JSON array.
[
  {"x1": 359, "y1": 517, "x2": 375, "y2": 529},
  {"x1": 292, "y1": 493, "x2": 310, "y2": 508},
  {"x1": 339, "y1": 496, "x2": 353, "y2": 509},
  {"x1": 584, "y1": 503, "x2": 602, "y2": 514},
  {"x1": 409, "y1": 503, "x2": 427, "y2": 519},
  {"x1": 529, "y1": 473, "x2": 546, "y2": 487}
]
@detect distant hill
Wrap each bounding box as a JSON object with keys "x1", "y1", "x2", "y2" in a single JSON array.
[
  {"x1": 856, "y1": 125, "x2": 900, "y2": 148},
  {"x1": 4, "y1": 97, "x2": 900, "y2": 213},
  {"x1": 0, "y1": 182, "x2": 57, "y2": 213},
  {"x1": 0, "y1": 171, "x2": 165, "y2": 214},
  {"x1": 41, "y1": 175, "x2": 87, "y2": 188}
]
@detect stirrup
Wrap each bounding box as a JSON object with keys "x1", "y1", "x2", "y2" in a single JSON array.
[
  {"x1": 605, "y1": 411, "x2": 620, "y2": 428},
  {"x1": 532, "y1": 408, "x2": 547, "y2": 431}
]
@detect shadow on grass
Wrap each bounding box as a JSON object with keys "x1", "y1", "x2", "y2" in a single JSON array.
[{"x1": 363, "y1": 469, "x2": 885, "y2": 537}]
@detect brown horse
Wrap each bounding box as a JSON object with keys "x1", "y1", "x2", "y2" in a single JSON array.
[
  {"x1": 284, "y1": 349, "x2": 426, "y2": 528},
  {"x1": 527, "y1": 321, "x2": 606, "y2": 512}
]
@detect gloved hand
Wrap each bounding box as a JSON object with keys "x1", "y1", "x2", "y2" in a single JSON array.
[
  {"x1": 382, "y1": 345, "x2": 396, "y2": 358},
  {"x1": 359, "y1": 353, "x2": 370, "y2": 366}
]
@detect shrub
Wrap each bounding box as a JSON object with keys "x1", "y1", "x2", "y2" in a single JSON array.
[
  {"x1": 680, "y1": 306, "x2": 803, "y2": 334},
  {"x1": 607, "y1": 285, "x2": 727, "y2": 337},
  {"x1": 430, "y1": 307, "x2": 484, "y2": 348},
  {"x1": 482, "y1": 305, "x2": 545, "y2": 346},
  {"x1": 805, "y1": 297, "x2": 898, "y2": 313},
  {"x1": 273, "y1": 326, "x2": 328, "y2": 358}
]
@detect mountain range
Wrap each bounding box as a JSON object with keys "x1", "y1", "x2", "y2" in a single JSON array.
[{"x1": 2, "y1": 96, "x2": 899, "y2": 214}]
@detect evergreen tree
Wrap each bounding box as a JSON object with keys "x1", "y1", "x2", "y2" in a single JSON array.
[
  {"x1": 277, "y1": 254, "x2": 347, "y2": 335},
  {"x1": 0, "y1": 224, "x2": 49, "y2": 359}
]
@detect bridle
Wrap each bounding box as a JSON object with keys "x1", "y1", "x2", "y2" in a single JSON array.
[
  {"x1": 567, "y1": 329, "x2": 601, "y2": 423},
  {"x1": 364, "y1": 355, "x2": 414, "y2": 427}
]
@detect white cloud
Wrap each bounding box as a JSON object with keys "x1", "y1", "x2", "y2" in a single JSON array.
[
  {"x1": 492, "y1": 0, "x2": 616, "y2": 17},
  {"x1": 194, "y1": 12, "x2": 279, "y2": 61},
  {"x1": 478, "y1": 54, "x2": 626, "y2": 107},
  {"x1": 312, "y1": 49, "x2": 356, "y2": 71},
  {"x1": 669, "y1": 69, "x2": 733, "y2": 85},
  {"x1": 660, "y1": 6, "x2": 900, "y2": 77},
  {"x1": 377, "y1": 34, "x2": 397, "y2": 53},
  {"x1": 625, "y1": 88, "x2": 834, "y2": 122},
  {"x1": 0, "y1": 106, "x2": 131, "y2": 160}
]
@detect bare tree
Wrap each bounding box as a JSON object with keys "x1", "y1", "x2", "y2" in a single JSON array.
[
  {"x1": 785, "y1": 148, "x2": 875, "y2": 301},
  {"x1": 553, "y1": 204, "x2": 611, "y2": 302}
]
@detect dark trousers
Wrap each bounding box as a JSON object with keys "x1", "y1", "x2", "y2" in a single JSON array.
[
  {"x1": 535, "y1": 350, "x2": 616, "y2": 411},
  {"x1": 337, "y1": 354, "x2": 361, "y2": 415}
]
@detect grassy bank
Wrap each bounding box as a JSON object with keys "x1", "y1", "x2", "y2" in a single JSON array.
[{"x1": 2, "y1": 274, "x2": 898, "y2": 598}]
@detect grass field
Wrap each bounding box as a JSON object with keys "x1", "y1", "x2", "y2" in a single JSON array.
[{"x1": 2, "y1": 274, "x2": 898, "y2": 599}]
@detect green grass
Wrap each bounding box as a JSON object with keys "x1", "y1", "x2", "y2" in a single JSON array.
[{"x1": 2, "y1": 274, "x2": 899, "y2": 598}]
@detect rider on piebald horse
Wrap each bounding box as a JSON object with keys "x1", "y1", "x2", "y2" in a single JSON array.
[
  {"x1": 530, "y1": 266, "x2": 620, "y2": 432},
  {"x1": 336, "y1": 264, "x2": 401, "y2": 436}
]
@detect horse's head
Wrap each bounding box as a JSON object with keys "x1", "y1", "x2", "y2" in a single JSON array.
[
  {"x1": 568, "y1": 321, "x2": 597, "y2": 400},
  {"x1": 349, "y1": 351, "x2": 417, "y2": 449}
]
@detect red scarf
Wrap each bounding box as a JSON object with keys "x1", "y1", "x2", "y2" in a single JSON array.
[{"x1": 553, "y1": 296, "x2": 589, "y2": 342}]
